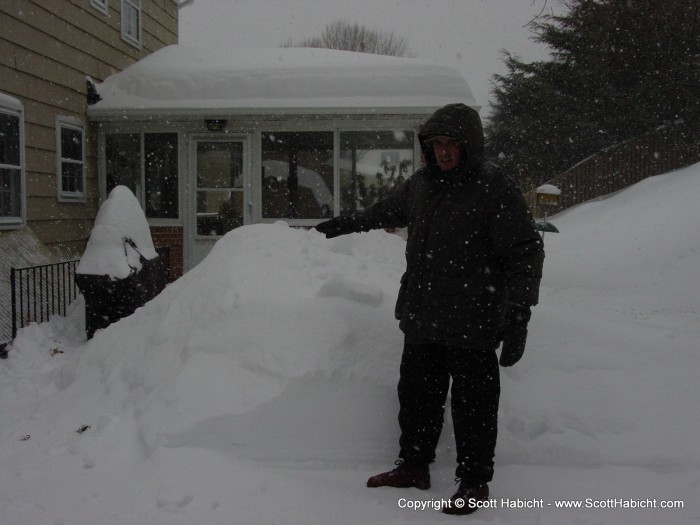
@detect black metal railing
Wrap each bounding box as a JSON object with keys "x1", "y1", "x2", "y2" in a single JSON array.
[
  {"x1": 9, "y1": 246, "x2": 172, "y2": 342},
  {"x1": 10, "y1": 259, "x2": 80, "y2": 341}
]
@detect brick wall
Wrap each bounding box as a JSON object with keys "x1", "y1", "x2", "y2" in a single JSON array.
[{"x1": 150, "y1": 226, "x2": 183, "y2": 281}]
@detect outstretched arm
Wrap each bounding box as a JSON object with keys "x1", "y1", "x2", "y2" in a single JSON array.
[{"x1": 315, "y1": 178, "x2": 412, "y2": 238}]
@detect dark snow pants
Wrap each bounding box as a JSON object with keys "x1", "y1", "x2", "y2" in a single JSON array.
[{"x1": 397, "y1": 340, "x2": 500, "y2": 483}]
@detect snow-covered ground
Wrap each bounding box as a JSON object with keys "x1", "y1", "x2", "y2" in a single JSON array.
[{"x1": 1, "y1": 163, "x2": 699, "y2": 525}]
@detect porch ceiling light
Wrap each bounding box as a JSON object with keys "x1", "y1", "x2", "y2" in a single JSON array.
[{"x1": 205, "y1": 119, "x2": 227, "y2": 131}]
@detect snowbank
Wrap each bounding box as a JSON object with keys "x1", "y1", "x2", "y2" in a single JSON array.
[{"x1": 1, "y1": 164, "x2": 699, "y2": 524}]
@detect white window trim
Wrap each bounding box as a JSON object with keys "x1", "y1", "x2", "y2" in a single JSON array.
[
  {"x1": 90, "y1": 0, "x2": 109, "y2": 16},
  {"x1": 121, "y1": 0, "x2": 142, "y2": 49},
  {"x1": 56, "y1": 116, "x2": 86, "y2": 203},
  {"x1": 0, "y1": 96, "x2": 25, "y2": 228}
]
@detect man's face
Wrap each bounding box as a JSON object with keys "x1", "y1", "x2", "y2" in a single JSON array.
[{"x1": 431, "y1": 136, "x2": 462, "y2": 172}]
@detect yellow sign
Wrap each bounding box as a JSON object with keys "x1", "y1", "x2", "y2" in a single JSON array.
[{"x1": 536, "y1": 193, "x2": 559, "y2": 205}]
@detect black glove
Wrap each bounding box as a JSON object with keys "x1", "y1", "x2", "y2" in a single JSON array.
[
  {"x1": 499, "y1": 302, "x2": 531, "y2": 367},
  {"x1": 315, "y1": 215, "x2": 361, "y2": 238}
]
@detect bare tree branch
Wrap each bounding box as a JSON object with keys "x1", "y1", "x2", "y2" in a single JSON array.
[{"x1": 282, "y1": 19, "x2": 416, "y2": 58}]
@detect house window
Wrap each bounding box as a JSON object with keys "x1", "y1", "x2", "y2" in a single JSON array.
[
  {"x1": 56, "y1": 117, "x2": 85, "y2": 201},
  {"x1": 121, "y1": 0, "x2": 141, "y2": 48},
  {"x1": 261, "y1": 131, "x2": 334, "y2": 219},
  {"x1": 0, "y1": 100, "x2": 23, "y2": 225},
  {"x1": 91, "y1": 0, "x2": 109, "y2": 15},
  {"x1": 105, "y1": 132, "x2": 179, "y2": 219},
  {"x1": 339, "y1": 130, "x2": 414, "y2": 214}
]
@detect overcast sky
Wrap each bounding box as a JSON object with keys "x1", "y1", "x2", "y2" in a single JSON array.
[{"x1": 179, "y1": 0, "x2": 566, "y2": 116}]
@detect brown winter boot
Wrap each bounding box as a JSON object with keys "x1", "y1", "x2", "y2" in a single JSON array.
[
  {"x1": 366, "y1": 460, "x2": 430, "y2": 490},
  {"x1": 442, "y1": 481, "x2": 489, "y2": 515}
]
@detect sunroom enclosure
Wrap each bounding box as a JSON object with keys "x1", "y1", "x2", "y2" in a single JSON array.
[
  {"x1": 98, "y1": 117, "x2": 422, "y2": 270},
  {"x1": 88, "y1": 46, "x2": 477, "y2": 275}
]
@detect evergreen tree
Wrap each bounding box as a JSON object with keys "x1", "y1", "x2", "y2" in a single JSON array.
[{"x1": 486, "y1": 0, "x2": 700, "y2": 188}]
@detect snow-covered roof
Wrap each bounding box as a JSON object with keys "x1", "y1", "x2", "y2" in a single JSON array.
[{"x1": 88, "y1": 45, "x2": 477, "y2": 119}]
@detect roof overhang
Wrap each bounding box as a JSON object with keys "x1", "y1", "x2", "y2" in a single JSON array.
[{"x1": 88, "y1": 45, "x2": 478, "y2": 121}]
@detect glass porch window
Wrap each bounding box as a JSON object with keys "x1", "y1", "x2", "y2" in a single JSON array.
[
  {"x1": 145, "y1": 133, "x2": 178, "y2": 219},
  {"x1": 339, "y1": 130, "x2": 414, "y2": 214},
  {"x1": 105, "y1": 133, "x2": 179, "y2": 219},
  {"x1": 196, "y1": 141, "x2": 244, "y2": 236},
  {"x1": 106, "y1": 133, "x2": 140, "y2": 197},
  {"x1": 261, "y1": 131, "x2": 334, "y2": 220}
]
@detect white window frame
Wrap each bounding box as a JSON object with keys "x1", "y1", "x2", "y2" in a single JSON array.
[
  {"x1": 56, "y1": 116, "x2": 86, "y2": 202},
  {"x1": 121, "y1": 0, "x2": 141, "y2": 49},
  {"x1": 0, "y1": 95, "x2": 25, "y2": 228},
  {"x1": 90, "y1": 0, "x2": 109, "y2": 16}
]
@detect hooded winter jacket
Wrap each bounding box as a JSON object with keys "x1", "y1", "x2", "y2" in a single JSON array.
[{"x1": 351, "y1": 103, "x2": 544, "y2": 347}]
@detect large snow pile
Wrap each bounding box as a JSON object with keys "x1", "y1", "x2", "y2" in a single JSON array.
[{"x1": 1, "y1": 164, "x2": 699, "y2": 524}]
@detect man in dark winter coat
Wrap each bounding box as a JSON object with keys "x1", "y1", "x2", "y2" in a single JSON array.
[{"x1": 315, "y1": 103, "x2": 544, "y2": 515}]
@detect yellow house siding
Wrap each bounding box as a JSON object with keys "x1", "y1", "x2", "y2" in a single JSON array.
[
  {"x1": 1, "y1": 0, "x2": 177, "y2": 343},
  {"x1": 0, "y1": 0, "x2": 178, "y2": 254},
  {"x1": 3, "y1": 1, "x2": 177, "y2": 83},
  {"x1": 143, "y1": 0, "x2": 178, "y2": 48}
]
